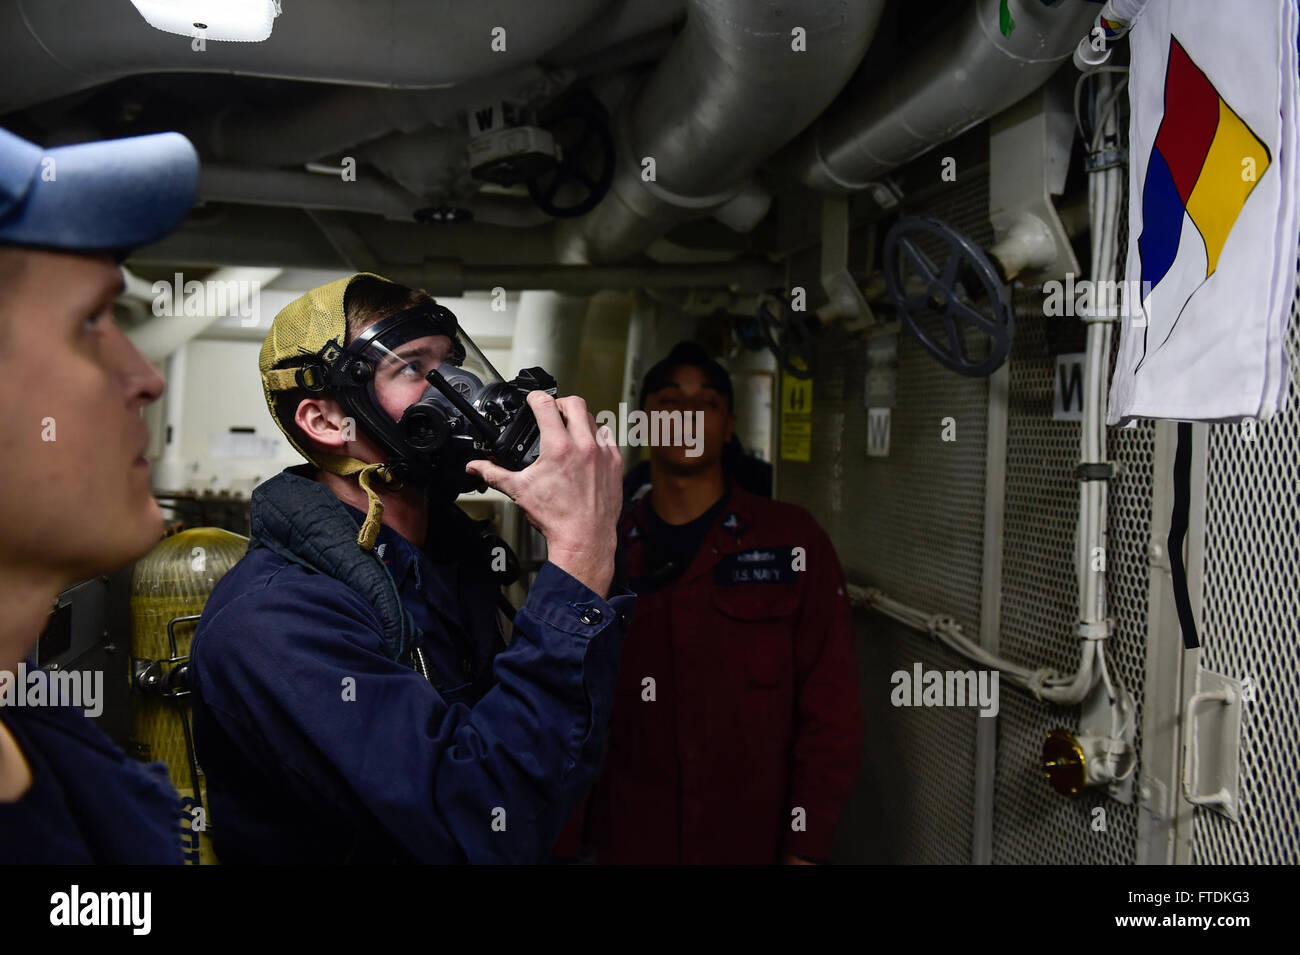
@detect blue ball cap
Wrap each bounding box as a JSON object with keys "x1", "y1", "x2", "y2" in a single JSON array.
[{"x1": 0, "y1": 126, "x2": 199, "y2": 261}]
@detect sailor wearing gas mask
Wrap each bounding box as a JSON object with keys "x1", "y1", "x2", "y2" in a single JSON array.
[
  {"x1": 189, "y1": 272, "x2": 631, "y2": 864},
  {"x1": 556, "y1": 343, "x2": 861, "y2": 864}
]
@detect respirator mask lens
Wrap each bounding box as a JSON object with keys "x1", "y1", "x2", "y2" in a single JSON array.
[
  {"x1": 358, "y1": 311, "x2": 500, "y2": 423},
  {"x1": 340, "y1": 304, "x2": 556, "y2": 485}
]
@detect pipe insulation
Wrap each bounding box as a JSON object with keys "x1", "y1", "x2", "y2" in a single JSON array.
[
  {"x1": 567, "y1": 0, "x2": 885, "y2": 263},
  {"x1": 772, "y1": 0, "x2": 1100, "y2": 193}
]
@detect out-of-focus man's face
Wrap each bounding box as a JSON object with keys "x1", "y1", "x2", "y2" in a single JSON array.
[
  {"x1": 0, "y1": 249, "x2": 166, "y2": 588},
  {"x1": 643, "y1": 363, "x2": 734, "y2": 475}
]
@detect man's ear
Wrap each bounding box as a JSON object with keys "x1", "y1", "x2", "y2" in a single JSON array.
[
  {"x1": 294, "y1": 395, "x2": 349, "y2": 450},
  {"x1": 723, "y1": 411, "x2": 736, "y2": 444}
]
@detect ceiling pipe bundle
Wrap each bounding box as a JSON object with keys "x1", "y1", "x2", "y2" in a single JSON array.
[{"x1": 771, "y1": 0, "x2": 1100, "y2": 194}]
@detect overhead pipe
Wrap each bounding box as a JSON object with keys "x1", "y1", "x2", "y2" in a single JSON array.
[
  {"x1": 130, "y1": 206, "x2": 561, "y2": 270},
  {"x1": 126, "y1": 267, "x2": 283, "y2": 364},
  {"x1": 1073, "y1": 0, "x2": 1150, "y2": 72},
  {"x1": 509, "y1": 292, "x2": 591, "y2": 396},
  {"x1": 201, "y1": 165, "x2": 423, "y2": 221},
  {"x1": 199, "y1": 67, "x2": 570, "y2": 167},
  {"x1": 618, "y1": 291, "x2": 657, "y2": 470},
  {"x1": 199, "y1": 164, "x2": 552, "y2": 228},
  {"x1": 564, "y1": 0, "x2": 885, "y2": 264},
  {"x1": 772, "y1": 0, "x2": 1099, "y2": 194},
  {"x1": 157, "y1": 347, "x2": 189, "y2": 493},
  {"x1": 387, "y1": 258, "x2": 782, "y2": 296},
  {"x1": 129, "y1": 208, "x2": 781, "y2": 291}
]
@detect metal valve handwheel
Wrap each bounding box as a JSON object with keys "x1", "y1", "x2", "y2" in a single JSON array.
[
  {"x1": 883, "y1": 216, "x2": 1013, "y2": 377},
  {"x1": 527, "y1": 92, "x2": 615, "y2": 219},
  {"x1": 756, "y1": 293, "x2": 815, "y2": 380}
]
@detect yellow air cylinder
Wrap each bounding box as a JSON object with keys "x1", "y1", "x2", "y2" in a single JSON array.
[{"x1": 130, "y1": 527, "x2": 248, "y2": 865}]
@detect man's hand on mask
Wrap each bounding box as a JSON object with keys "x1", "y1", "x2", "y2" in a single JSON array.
[{"x1": 464, "y1": 391, "x2": 622, "y2": 598}]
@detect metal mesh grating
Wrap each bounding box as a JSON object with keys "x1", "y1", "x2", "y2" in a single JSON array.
[
  {"x1": 1194, "y1": 252, "x2": 1300, "y2": 865},
  {"x1": 785, "y1": 319, "x2": 985, "y2": 864},
  {"x1": 794, "y1": 323, "x2": 992, "y2": 635},
  {"x1": 992, "y1": 99, "x2": 1153, "y2": 860},
  {"x1": 781, "y1": 158, "x2": 1165, "y2": 863},
  {"x1": 992, "y1": 302, "x2": 1155, "y2": 864},
  {"x1": 815, "y1": 168, "x2": 995, "y2": 638},
  {"x1": 781, "y1": 169, "x2": 994, "y2": 862},
  {"x1": 780, "y1": 83, "x2": 1300, "y2": 863},
  {"x1": 878, "y1": 622, "x2": 981, "y2": 864}
]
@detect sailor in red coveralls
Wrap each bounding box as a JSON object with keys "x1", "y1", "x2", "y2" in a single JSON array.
[{"x1": 558, "y1": 342, "x2": 862, "y2": 864}]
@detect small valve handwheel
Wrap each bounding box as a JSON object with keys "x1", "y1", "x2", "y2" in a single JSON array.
[
  {"x1": 883, "y1": 216, "x2": 1013, "y2": 377},
  {"x1": 527, "y1": 92, "x2": 615, "y2": 219},
  {"x1": 1042, "y1": 728, "x2": 1088, "y2": 797},
  {"x1": 756, "y1": 293, "x2": 815, "y2": 380}
]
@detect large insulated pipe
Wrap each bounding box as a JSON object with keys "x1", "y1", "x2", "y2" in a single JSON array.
[
  {"x1": 618, "y1": 291, "x2": 657, "y2": 470},
  {"x1": 157, "y1": 345, "x2": 189, "y2": 492},
  {"x1": 0, "y1": 0, "x2": 609, "y2": 113},
  {"x1": 569, "y1": 0, "x2": 885, "y2": 264},
  {"x1": 772, "y1": 0, "x2": 1099, "y2": 193},
  {"x1": 126, "y1": 267, "x2": 282, "y2": 364},
  {"x1": 510, "y1": 292, "x2": 590, "y2": 397}
]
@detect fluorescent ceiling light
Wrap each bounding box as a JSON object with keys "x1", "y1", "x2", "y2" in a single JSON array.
[{"x1": 129, "y1": 0, "x2": 281, "y2": 43}]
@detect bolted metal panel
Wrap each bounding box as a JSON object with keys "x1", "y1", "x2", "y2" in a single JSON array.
[{"x1": 1193, "y1": 253, "x2": 1300, "y2": 865}]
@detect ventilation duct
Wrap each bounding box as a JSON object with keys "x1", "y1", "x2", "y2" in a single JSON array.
[
  {"x1": 771, "y1": 0, "x2": 1099, "y2": 193},
  {"x1": 566, "y1": 0, "x2": 886, "y2": 264}
]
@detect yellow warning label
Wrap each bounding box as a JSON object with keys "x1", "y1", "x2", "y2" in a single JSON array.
[{"x1": 780, "y1": 368, "x2": 813, "y2": 462}]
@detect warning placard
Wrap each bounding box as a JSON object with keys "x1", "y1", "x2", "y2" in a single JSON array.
[{"x1": 780, "y1": 369, "x2": 813, "y2": 462}]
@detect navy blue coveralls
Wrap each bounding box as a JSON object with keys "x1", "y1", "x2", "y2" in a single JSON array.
[
  {"x1": 0, "y1": 704, "x2": 183, "y2": 864},
  {"x1": 190, "y1": 466, "x2": 634, "y2": 864}
]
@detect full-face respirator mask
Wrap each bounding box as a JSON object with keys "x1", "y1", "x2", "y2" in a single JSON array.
[{"x1": 300, "y1": 302, "x2": 557, "y2": 494}]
